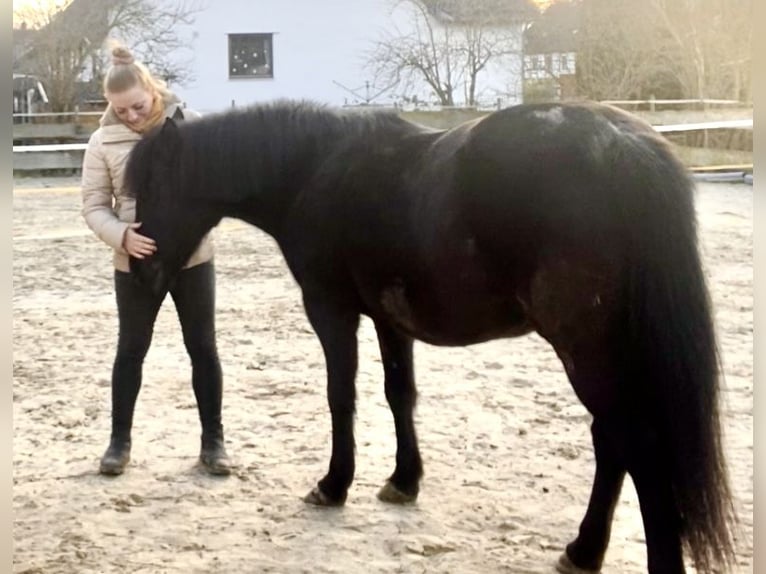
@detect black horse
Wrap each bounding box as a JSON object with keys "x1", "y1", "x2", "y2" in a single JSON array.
[{"x1": 125, "y1": 100, "x2": 736, "y2": 573}]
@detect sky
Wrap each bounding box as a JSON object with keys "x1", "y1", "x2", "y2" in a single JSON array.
[
  {"x1": 14, "y1": 0, "x2": 554, "y2": 12},
  {"x1": 13, "y1": 0, "x2": 60, "y2": 10},
  {"x1": 13, "y1": 0, "x2": 554, "y2": 27},
  {"x1": 13, "y1": 0, "x2": 62, "y2": 27}
]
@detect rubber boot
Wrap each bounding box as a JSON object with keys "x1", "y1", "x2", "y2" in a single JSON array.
[
  {"x1": 99, "y1": 435, "x2": 132, "y2": 475},
  {"x1": 199, "y1": 425, "x2": 231, "y2": 476}
]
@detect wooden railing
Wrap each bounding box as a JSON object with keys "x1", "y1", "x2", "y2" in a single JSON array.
[
  {"x1": 13, "y1": 111, "x2": 101, "y2": 173},
  {"x1": 600, "y1": 98, "x2": 744, "y2": 112},
  {"x1": 13, "y1": 142, "x2": 89, "y2": 171},
  {"x1": 12, "y1": 107, "x2": 753, "y2": 175},
  {"x1": 13, "y1": 111, "x2": 102, "y2": 132}
]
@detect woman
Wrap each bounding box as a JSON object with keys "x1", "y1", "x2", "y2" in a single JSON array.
[{"x1": 81, "y1": 45, "x2": 231, "y2": 476}]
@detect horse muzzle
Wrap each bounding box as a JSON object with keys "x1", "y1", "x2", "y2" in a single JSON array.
[{"x1": 130, "y1": 257, "x2": 170, "y2": 296}]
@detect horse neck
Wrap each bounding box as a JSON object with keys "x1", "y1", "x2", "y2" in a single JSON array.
[{"x1": 184, "y1": 107, "x2": 352, "y2": 236}]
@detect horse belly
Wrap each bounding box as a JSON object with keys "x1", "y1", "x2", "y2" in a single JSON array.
[{"x1": 376, "y1": 268, "x2": 532, "y2": 347}]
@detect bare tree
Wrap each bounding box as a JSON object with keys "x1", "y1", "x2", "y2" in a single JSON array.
[
  {"x1": 649, "y1": 0, "x2": 752, "y2": 102},
  {"x1": 577, "y1": 0, "x2": 679, "y2": 100},
  {"x1": 365, "y1": 0, "x2": 537, "y2": 107},
  {"x1": 577, "y1": 0, "x2": 752, "y2": 102},
  {"x1": 103, "y1": 0, "x2": 204, "y2": 86},
  {"x1": 13, "y1": 0, "x2": 203, "y2": 112}
]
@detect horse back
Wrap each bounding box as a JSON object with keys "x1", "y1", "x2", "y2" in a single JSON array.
[
  {"x1": 298, "y1": 116, "x2": 534, "y2": 344},
  {"x1": 350, "y1": 106, "x2": 634, "y2": 341},
  {"x1": 284, "y1": 102, "x2": 668, "y2": 347}
]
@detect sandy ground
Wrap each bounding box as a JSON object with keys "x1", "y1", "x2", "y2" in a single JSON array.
[{"x1": 12, "y1": 177, "x2": 753, "y2": 573}]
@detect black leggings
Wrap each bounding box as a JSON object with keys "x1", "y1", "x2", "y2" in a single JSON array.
[{"x1": 111, "y1": 261, "x2": 223, "y2": 439}]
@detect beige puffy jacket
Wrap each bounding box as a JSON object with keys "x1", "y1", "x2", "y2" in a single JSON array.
[{"x1": 81, "y1": 99, "x2": 213, "y2": 272}]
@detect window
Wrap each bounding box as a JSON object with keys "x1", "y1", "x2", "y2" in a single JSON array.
[
  {"x1": 567, "y1": 53, "x2": 576, "y2": 73},
  {"x1": 228, "y1": 33, "x2": 273, "y2": 79}
]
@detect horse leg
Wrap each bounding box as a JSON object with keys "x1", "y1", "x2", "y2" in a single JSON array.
[
  {"x1": 556, "y1": 354, "x2": 684, "y2": 573},
  {"x1": 621, "y1": 421, "x2": 685, "y2": 573},
  {"x1": 571, "y1": 415, "x2": 685, "y2": 573},
  {"x1": 300, "y1": 295, "x2": 360, "y2": 506},
  {"x1": 558, "y1": 418, "x2": 626, "y2": 573},
  {"x1": 373, "y1": 320, "x2": 423, "y2": 504},
  {"x1": 527, "y1": 255, "x2": 685, "y2": 572},
  {"x1": 561, "y1": 365, "x2": 684, "y2": 573}
]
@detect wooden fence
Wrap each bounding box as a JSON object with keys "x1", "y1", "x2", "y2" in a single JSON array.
[
  {"x1": 12, "y1": 105, "x2": 753, "y2": 175},
  {"x1": 13, "y1": 111, "x2": 101, "y2": 173}
]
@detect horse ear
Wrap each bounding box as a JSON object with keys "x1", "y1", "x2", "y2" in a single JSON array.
[
  {"x1": 157, "y1": 117, "x2": 182, "y2": 159},
  {"x1": 161, "y1": 116, "x2": 179, "y2": 135}
]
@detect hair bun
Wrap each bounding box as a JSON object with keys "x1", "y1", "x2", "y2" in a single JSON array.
[{"x1": 111, "y1": 46, "x2": 135, "y2": 66}]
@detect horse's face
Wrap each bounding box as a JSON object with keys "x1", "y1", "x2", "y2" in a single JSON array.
[{"x1": 126, "y1": 119, "x2": 207, "y2": 294}]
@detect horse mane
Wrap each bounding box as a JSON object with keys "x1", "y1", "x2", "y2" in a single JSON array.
[{"x1": 126, "y1": 100, "x2": 422, "y2": 206}]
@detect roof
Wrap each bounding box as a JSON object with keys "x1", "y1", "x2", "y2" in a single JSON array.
[
  {"x1": 524, "y1": 0, "x2": 581, "y2": 54},
  {"x1": 46, "y1": 0, "x2": 110, "y2": 43},
  {"x1": 421, "y1": 0, "x2": 539, "y2": 26},
  {"x1": 14, "y1": 0, "x2": 112, "y2": 75}
]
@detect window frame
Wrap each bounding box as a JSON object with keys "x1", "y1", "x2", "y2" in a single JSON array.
[{"x1": 228, "y1": 33, "x2": 274, "y2": 80}]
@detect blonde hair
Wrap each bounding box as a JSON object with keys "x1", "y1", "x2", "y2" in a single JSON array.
[
  {"x1": 103, "y1": 45, "x2": 172, "y2": 101},
  {"x1": 103, "y1": 45, "x2": 175, "y2": 132}
]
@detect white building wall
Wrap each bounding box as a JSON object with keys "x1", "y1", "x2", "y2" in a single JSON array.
[
  {"x1": 167, "y1": 0, "x2": 395, "y2": 113},
  {"x1": 476, "y1": 23, "x2": 526, "y2": 109},
  {"x1": 165, "y1": 0, "x2": 525, "y2": 114}
]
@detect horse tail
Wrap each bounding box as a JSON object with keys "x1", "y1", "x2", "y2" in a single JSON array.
[{"x1": 613, "y1": 130, "x2": 737, "y2": 572}]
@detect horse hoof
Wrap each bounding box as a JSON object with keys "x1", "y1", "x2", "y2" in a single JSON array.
[
  {"x1": 377, "y1": 481, "x2": 418, "y2": 504},
  {"x1": 555, "y1": 553, "x2": 601, "y2": 574},
  {"x1": 302, "y1": 486, "x2": 345, "y2": 507}
]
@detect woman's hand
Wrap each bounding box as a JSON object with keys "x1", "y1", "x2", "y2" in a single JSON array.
[{"x1": 122, "y1": 222, "x2": 157, "y2": 259}]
